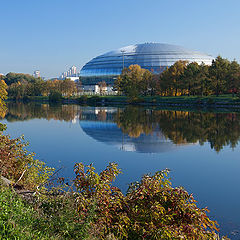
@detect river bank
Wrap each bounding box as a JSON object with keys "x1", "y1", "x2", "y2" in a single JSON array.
[{"x1": 7, "y1": 95, "x2": 240, "y2": 110}]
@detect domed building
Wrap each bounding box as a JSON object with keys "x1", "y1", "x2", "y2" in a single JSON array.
[{"x1": 80, "y1": 43, "x2": 214, "y2": 92}]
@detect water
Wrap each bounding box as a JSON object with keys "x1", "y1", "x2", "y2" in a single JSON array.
[{"x1": 2, "y1": 102, "x2": 240, "y2": 238}]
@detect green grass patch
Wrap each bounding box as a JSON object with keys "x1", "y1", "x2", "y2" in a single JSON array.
[{"x1": 0, "y1": 186, "x2": 94, "y2": 240}]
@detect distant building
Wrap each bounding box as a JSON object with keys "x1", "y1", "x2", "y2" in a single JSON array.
[
  {"x1": 33, "y1": 70, "x2": 40, "y2": 78},
  {"x1": 59, "y1": 65, "x2": 79, "y2": 79},
  {"x1": 70, "y1": 65, "x2": 77, "y2": 76}
]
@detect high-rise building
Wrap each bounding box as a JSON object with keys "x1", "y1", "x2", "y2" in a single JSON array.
[
  {"x1": 33, "y1": 70, "x2": 40, "y2": 78},
  {"x1": 70, "y1": 65, "x2": 77, "y2": 76},
  {"x1": 59, "y1": 65, "x2": 78, "y2": 79}
]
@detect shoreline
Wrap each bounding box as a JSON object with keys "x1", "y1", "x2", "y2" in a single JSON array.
[{"x1": 6, "y1": 95, "x2": 240, "y2": 111}]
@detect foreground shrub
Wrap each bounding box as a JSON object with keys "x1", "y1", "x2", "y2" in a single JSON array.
[
  {"x1": 74, "y1": 163, "x2": 221, "y2": 240},
  {"x1": 0, "y1": 132, "x2": 54, "y2": 190}
]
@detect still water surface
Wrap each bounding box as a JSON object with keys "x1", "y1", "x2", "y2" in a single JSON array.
[{"x1": 2, "y1": 102, "x2": 240, "y2": 238}]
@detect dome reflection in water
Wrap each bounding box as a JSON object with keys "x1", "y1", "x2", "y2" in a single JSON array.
[{"x1": 4, "y1": 102, "x2": 240, "y2": 153}]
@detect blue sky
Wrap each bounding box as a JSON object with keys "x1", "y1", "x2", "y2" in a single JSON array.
[{"x1": 0, "y1": 0, "x2": 240, "y2": 78}]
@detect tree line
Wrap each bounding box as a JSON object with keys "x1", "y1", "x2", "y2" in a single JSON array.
[
  {"x1": 115, "y1": 56, "x2": 240, "y2": 99},
  {"x1": 0, "y1": 73, "x2": 80, "y2": 99},
  {"x1": 115, "y1": 106, "x2": 240, "y2": 152}
]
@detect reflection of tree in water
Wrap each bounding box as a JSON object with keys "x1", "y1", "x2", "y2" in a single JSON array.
[
  {"x1": 116, "y1": 107, "x2": 155, "y2": 138},
  {"x1": 156, "y1": 111, "x2": 240, "y2": 152},
  {"x1": 116, "y1": 107, "x2": 240, "y2": 152},
  {"x1": 4, "y1": 103, "x2": 240, "y2": 152},
  {"x1": 4, "y1": 102, "x2": 79, "y2": 122}
]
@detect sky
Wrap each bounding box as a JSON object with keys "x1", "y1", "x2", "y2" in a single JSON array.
[{"x1": 0, "y1": 0, "x2": 240, "y2": 78}]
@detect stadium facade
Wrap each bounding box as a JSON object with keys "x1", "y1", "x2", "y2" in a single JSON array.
[{"x1": 80, "y1": 43, "x2": 214, "y2": 92}]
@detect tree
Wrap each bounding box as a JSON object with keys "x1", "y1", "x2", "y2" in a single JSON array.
[
  {"x1": 4, "y1": 72, "x2": 38, "y2": 86},
  {"x1": 0, "y1": 80, "x2": 7, "y2": 130},
  {"x1": 114, "y1": 64, "x2": 153, "y2": 100},
  {"x1": 49, "y1": 90, "x2": 62, "y2": 103},
  {"x1": 0, "y1": 80, "x2": 7, "y2": 106},
  {"x1": 8, "y1": 82, "x2": 26, "y2": 99},
  {"x1": 197, "y1": 63, "x2": 212, "y2": 96},
  {"x1": 159, "y1": 61, "x2": 188, "y2": 96},
  {"x1": 60, "y1": 78, "x2": 77, "y2": 97},
  {"x1": 141, "y1": 70, "x2": 154, "y2": 95},
  {"x1": 209, "y1": 56, "x2": 230, "y2": 96},
  {"x1": 180, "y1": 62, "x2": 200, "y2": 95},
  {"x1": 227, "y1": 60, "x2": 240, "y2": 96}
]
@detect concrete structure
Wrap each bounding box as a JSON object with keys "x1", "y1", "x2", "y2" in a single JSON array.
[{"x1": 80, "y1": 42, "x2": 214, "y2": 92}]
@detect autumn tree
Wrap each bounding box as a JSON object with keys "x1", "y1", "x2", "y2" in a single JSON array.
[
  {"x1": 0, "y1": 80, "x2": 7, "y2": 130},
  {"x1": 159, "y1": 61, "x2": 188, "y2": 96},
  {"x1": 60, "y1": 78, "x2": 77, "y2": 97},
  {"x1": 114, "y1": 64, "x2": 153, "y2": 100}
]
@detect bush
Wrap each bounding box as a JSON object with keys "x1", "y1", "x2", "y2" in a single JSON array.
[
  {"x1": 74, "y1": 163, "x2": 221, "y2": 240},
  {"x1": 0, "y1": 132, "x2": 54, "y2": 190},
  {"x1": 49, "y1": 90, "x2": 62, "y2": 103}
]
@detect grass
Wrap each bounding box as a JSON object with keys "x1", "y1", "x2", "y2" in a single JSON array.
[
  {"x1": 0, "y1": 185, "x2": 96, "y2": 240},
  {"x1": 0, "y1": 186, "x2": 42, "y2": 240}
]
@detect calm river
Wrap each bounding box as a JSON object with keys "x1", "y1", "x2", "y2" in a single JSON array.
[{"x1": 2, "y1": 102, "x2": 240, "y2": 238}]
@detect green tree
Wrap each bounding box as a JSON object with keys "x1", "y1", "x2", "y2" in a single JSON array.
[
  {"x1": 180, "y1": 62, "x2": 200, "y2": 95},
  {"x1": 49, "y1": 90, "x2": 62, "y2": 103},
  {"x1": 8, "y1": 82, "x2": 26, "y2": 99},
  {"x1": 4, "y1": 72, "x2": 38, "y2": 86},
  {"x1": 197, "y1": 63, "x2": 212, "y2": 96},
  {"x1": 227, "y1": 60, "x2": 240, "y2": 96},
  {"x1": 209, "y1": 56, "x2": 230, "y2": 96}
]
